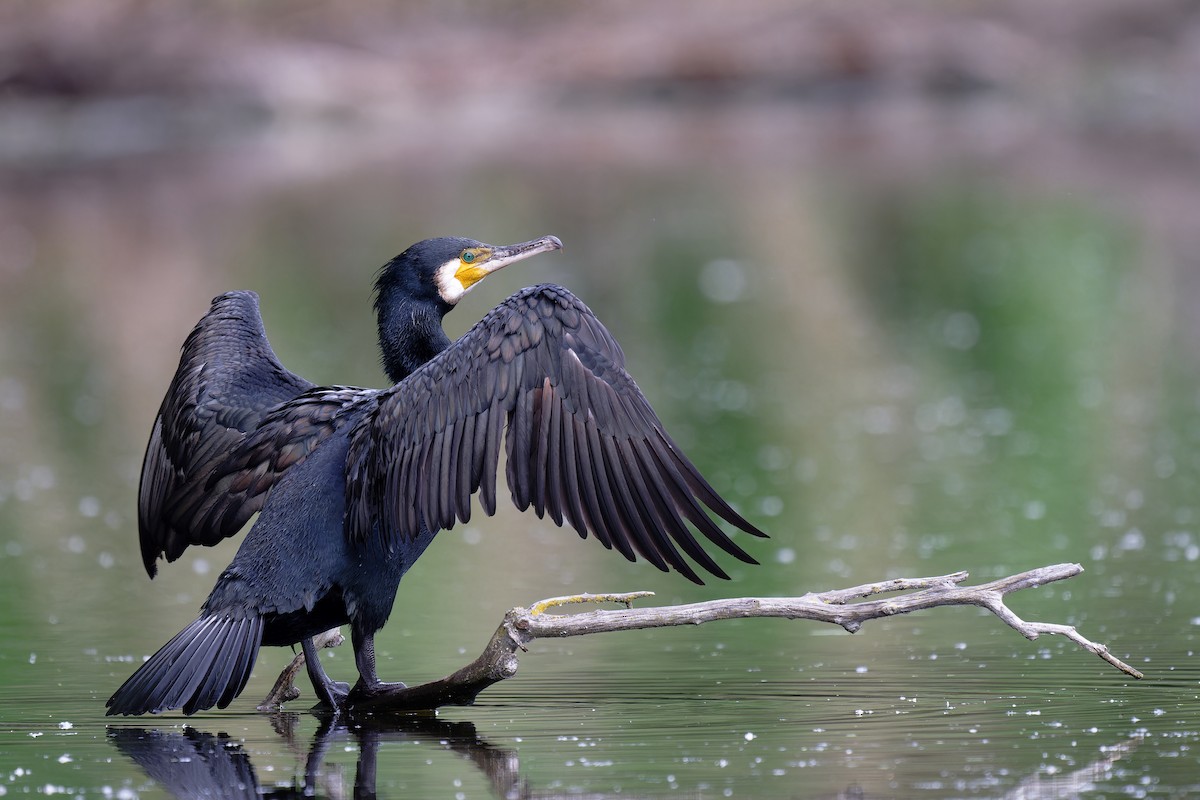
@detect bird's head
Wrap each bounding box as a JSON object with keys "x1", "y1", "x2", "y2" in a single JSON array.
[
  {"x1": 375, "y1": 235, "x2": 564, "y2": 312},
  {"x1": 374, "y1": 235, "x2": 563, "y2": 383}
]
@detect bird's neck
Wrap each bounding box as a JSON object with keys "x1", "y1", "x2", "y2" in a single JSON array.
[{"x1": 377, "y1": 299, "x2": 451, "y2": 384}]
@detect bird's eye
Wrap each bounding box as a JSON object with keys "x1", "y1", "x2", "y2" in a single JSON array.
[{"x1": 461, "y1": 251, "x2": 476, "y2": 263}]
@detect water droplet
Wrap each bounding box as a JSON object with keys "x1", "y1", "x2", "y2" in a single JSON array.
[
  {"x1": 1118, "y1": 529, "x2": 1145, "y2": 551},
  {"x1": 759, "y1": 496, "x2": 783, "y2": 516}
]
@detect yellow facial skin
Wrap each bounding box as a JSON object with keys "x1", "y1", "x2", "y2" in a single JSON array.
[
  {"x1": 453, "y1": 248, "x2": 494, "y2": 290},
  {"x1": 435, "y1": 236, "x2": 561, "y2": 305}
]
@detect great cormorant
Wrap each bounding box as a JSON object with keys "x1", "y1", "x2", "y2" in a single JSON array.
[{"x1": 107, "y1": 235, "x2": 766, "y2": 716}]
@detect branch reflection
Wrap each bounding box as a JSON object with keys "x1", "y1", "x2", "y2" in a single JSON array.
[
  {"x1": 107, "y1": 716, "x2": 1142, "y2": 800},
  {"x1": 108, "y1": 713, "x2": 524, "y2": 799}
]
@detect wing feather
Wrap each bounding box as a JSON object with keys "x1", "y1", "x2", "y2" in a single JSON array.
[
  {"x1": 541, "y1": 381, "x2": 565, "y2": 526},
  {"x1": 344, "y1": 284, "x2": 765, "y2": 584},
  {"x1": 572, "y1": 414, "x2": 615, "y2": 551},
  {"x1": 557, "y1": 401, "x2": 589, "y2": 539},
  {"x1": 454, "y1": 412, "x2": 476, "y2": 523},
  {"x1": 584, "y1": 414, "x2": 635, "y2": 560},
  {"x1": 480, "y1": 401, "x2": 502, "y2": 516}
]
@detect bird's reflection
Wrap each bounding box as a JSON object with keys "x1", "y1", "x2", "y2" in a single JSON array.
[
  {"x1": 108, "y1": 726, "x2": 262, "y2": 799},
  {"x1": 108, "y1": 712, "x2": 525, "y2": 799},
  {"x1": 108, "y1": 715, "x2": 1142, "y2": 800}
]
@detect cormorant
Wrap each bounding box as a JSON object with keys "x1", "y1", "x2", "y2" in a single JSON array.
[{"x1": 107, "y1": 235, "x2": 766, "y2": 716}]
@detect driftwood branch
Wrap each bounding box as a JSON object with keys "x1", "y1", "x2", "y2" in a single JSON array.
[{"x1": 261, "y1": 562, "x2": 1141, "y2": 713}]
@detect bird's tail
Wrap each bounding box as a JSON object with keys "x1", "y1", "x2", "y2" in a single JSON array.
[{"x1": 106, "y1": 614, "x2": 263, "y2": 716}]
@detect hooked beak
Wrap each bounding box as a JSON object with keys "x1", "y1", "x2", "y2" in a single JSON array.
[
  {"x1": 454, "y1": 235, "x2": 563, "y2": 290},
  {"x1": 488, "y1": 235, "x2": 564, "y2": 268}
]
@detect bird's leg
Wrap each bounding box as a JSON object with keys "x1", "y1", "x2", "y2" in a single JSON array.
[
  {"x1": 349, "y1": 629, "x2": 406, "y2": 697},
  {"x1": 258, "y1": 628, "x2": 345, "y2": 711},
  {"x1": 301, "y1": 636, "x2": 350, "y2": 710}
]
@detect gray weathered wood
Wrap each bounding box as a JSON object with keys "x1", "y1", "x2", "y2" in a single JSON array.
[{"x1": 260, "y1": 563, "x2": 1142, "y2": 714}]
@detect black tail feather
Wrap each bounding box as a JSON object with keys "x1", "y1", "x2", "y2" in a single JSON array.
[{"x1": 106, "y1": 614, "x2": 263, "y2": 716}]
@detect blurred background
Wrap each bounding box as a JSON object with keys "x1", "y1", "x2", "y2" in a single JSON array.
[{"x1": 1, "y1": 1, "x2": 1198, "y2": 797}]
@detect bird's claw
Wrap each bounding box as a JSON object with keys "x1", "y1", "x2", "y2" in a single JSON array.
[{"x1": 313, "y1": 680, "x2": 352, "y2": 711}]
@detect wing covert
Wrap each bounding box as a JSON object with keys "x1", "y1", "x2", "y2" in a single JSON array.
[{"x1": 346, "y1": 284, "x2": 765, "y2": 583}]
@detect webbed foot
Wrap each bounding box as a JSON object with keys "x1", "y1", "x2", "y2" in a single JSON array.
[
  {"x1": 313, "y1": 678, "x2": 352, "y2": 711},
  {"x1": 349, "y1": 678, "x2": 407, "y2": 701}
]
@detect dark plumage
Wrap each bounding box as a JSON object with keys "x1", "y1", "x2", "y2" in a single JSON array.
[
  {"x1": 107, "y1": 235, "x2": 766, "y2": 716},
  {"x1": 109, "y1": 727, "x2": 262, "y2": 800}
]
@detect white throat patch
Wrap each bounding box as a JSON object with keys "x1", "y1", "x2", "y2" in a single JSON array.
[{"x1": 434, "y1": 258, "x2": 468, "y2": 305}]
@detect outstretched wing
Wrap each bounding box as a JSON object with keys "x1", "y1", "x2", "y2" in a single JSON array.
[
  {"x1": 346, "y1": 284, "x2": 766, "y2": 584},
  {"x1": 138, "y1": 291, "x2": 314, "y2": 577}
]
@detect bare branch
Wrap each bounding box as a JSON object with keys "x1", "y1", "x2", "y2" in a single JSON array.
[{"x1": 262, "y1": 562, "x2": 1141, "y2": 714}]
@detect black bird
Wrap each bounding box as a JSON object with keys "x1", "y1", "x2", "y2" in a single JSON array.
[{"x1": 107, "y1": 235, "x2": 766, "y2": 716}]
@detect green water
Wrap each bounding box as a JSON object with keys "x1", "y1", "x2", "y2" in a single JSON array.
[{"x1": 1, "y1": 112, "x2": 1197, "y2": 797}]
